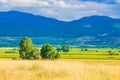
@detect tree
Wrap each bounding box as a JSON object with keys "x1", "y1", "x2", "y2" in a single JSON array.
[
  {"x1": 62, "y1": 44, "x2": 70, "y2": 52},
  {"x1": 29, "y1": 49, "x2": 41, "y2": 60},
  {"x1": 19, "y1": 37, "x2": 40, "y2": 59},
  {"x1": 40, "y1": 44, "x2": 60, "y2": 59},
  {"x1": 56, "y1": 45, "x2": 61, "y2": 52}
]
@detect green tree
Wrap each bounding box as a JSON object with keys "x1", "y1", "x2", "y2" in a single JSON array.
[
  {"x1": 19, "y1": 37, "x2": 40, "y2": 59},
  {"x1": 62, "y1": 44, "x2": 70, "y2": 52},
  {"x1": 56, "y1": 45, "x2": 61, "y2": 52},
  {"x1": 29, "y1": 49, "x2": 41, "y2": 60},
  {"x1": 40, "y1": 44, "x2": 60, "y2": 59}
]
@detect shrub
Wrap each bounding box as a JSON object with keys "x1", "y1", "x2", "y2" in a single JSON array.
[
  {"x1": 62, "y1": 44, "x2": 70, "y2": 52},
  {"x1": 84, "y1": 48, "x2": 88, "y2": 51},
  {"x1": 107, "y1": 50, "x2": 117, "y2": 55},
  {"x1": 41, "y1": 44, "x2": 60, "y2": 59},
  {"x1": 56, "y1": 45, "x2": 61, "y2": 52},
  {"x1": 29, "y1": 49, "x2": 41, "y2": 60}
]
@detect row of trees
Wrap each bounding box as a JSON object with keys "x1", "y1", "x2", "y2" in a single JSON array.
[{"x1": 19, "y1": 37, "x2": 70, "y2": 59}]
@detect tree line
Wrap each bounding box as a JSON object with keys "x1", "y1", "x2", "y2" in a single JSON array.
[{"x1": 19, "y1": 37, "x2": 70, "y2": 59}]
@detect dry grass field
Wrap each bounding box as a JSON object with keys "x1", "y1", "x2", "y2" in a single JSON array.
[{"x1": 0, "y1": 59, "x2": 120, "y2": 80}]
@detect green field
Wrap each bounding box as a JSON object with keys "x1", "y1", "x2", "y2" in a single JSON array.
[
  {"x1": 61, "y1": 48, "x2": 120, "y2": 59},
  {"x1": 0, "y1": 47, "x2": 120, "y2": 59},
  {"x1": 0, "y1": 48, "x2": 19, "y2": 58}
]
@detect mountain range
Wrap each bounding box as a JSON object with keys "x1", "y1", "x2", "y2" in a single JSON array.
[{"x1": 0, "y1": 11, "x2": 120, "y2": 47}]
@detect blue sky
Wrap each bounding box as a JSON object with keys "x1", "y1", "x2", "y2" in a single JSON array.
[{"x1": 0, "y1": 0, "x2": 120, "y2": 21}]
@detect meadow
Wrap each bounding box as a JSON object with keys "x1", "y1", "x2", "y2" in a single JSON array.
[
  {"x1": 61, "y1": 48, "x2": 120, "y2": 59},
  {"x1": 0, "y1": 48, "x2": 19, "y2": 58},
  {"x1": 0, "y1": 47, "x2": 120, "y2": 59},
  {"x1": 0, "y1": 59, "x2": 120, "y2": 80}
]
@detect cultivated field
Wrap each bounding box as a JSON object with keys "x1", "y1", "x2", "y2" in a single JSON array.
[
  {"x1": 1, "y1": 47, "x2": 120, "y2": 59},
  {"x1": 0, "y1": 59, "x2": 120, "y2": 80}
]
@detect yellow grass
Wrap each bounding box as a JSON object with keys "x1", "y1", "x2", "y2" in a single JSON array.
[{"x1": 0, "y1": 59, "x2": 120, "y2": 80}]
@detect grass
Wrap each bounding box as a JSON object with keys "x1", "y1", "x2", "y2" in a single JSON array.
[
  {"x1": 0, "y1": 47, "x2": 120, "y2": 59},
  {"x1": 61, "y1": 55, "x2": 120, "y2": 59},
  {"x1": 0, "y1": 48, "x2": 120, "y2": 80},
  {"x1": 0, "y1": 48, "x2": 19, "y2": 58},
  {"x1": 69, "y1": 48, "x2": 120, "y2": 55},
  {"x1": 0, "y1": 59, "x2": 120, "y2": 80},
  {"x1": 0, "y1": 48, "x2": 19, "y2": 54},
  {"x1": 60, "y1": 47, "x2": 120, "y2": 59},
  {"x1": 0, "y1": 54, "x2": 19, "y2": 58}
]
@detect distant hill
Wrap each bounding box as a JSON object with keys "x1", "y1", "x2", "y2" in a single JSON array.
[{"x1": 0, "y1": 11, "x2": 120, "y2": 47}]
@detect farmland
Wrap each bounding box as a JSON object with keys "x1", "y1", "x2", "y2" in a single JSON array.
[
  {"x1": 0, "y1": 47, "x2": 120, "y2": 80},
  {"x1": 0, "y1": 47, "x2": 120, "y2": 59},
  {"x1": 61, "y1": 48, "x2": 120, "y2": 59},
  {"x1": 0, "y1": 48, "x2": 19, "y2": 58}
]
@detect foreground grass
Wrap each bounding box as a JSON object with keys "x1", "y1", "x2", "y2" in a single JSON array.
[{"x1": 0, "y1": 59, "x2": 120, "y2": 80}]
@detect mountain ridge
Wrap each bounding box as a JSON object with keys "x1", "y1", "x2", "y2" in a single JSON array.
[{"x1": 0, "y1": 11, "x2": 120, "y2": 47}]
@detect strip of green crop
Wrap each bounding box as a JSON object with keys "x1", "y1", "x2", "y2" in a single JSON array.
[
  {"x1": 61, "y1": 55, "x2": 120, "y2": 60},
  {"x1": 0, "y1": 54, "x2": 19, "y2": 58}
]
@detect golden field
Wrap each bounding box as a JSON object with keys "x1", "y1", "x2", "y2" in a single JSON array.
[{"x1": 0, "y1": 59, "x2": 120, "y2": 80}]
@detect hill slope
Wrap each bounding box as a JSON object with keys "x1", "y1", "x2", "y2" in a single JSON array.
[{"x1": 0, "y1": 11, "x2": 120, "y2": 47}]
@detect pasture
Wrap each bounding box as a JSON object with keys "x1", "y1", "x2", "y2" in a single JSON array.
[
  {"x1": 61, "y1": 48, "x2": 120, "y2": 59},
  {"x1": 0, "y1": 48, "x2": 19, "y2": 58},
  {"x1": 0, "y1": 47, "x2": 120, "y2": 59},
  {"x1": 0, "y1": 59, "x2": 120, "y2": 80}
]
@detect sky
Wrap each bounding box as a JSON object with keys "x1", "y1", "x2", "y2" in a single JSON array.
[{"x1": 0, "y1": 0, "x2": 120, "y2": 21}]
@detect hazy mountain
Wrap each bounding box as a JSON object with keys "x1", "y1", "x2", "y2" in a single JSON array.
[{"x1": 0, "y1": 11, "x2": 120, "y2": 47}]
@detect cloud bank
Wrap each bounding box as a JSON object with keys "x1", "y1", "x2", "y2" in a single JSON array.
[{"x1": 0, "y1": 0, "x2": 120, "y2": 21}]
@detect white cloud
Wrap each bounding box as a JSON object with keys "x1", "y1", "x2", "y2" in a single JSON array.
[
  {"x1": 39, "y1": 8, "x2": 60, "y2": 18},
  {"x1": 52, "y1": 0, "x2": 69, "y2": 8},
  {"x1": 0, "y1": 0, "x2": 7, "y2": 3},
  {"x1": 49, "y1": 0, "x2": 85, "y2": 8},
  {"x1": 116, "y1": 0, "x2": 120, "y2": 3},
  {"x1": 0, "y1": 0, "x2": 49, "y2": 7},
  {"x1": 10, "y1": 0, "x2": 49, "y2": 7}
]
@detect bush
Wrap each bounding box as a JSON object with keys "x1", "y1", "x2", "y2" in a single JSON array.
[
  {"x1": 62, "y1": 45, "x2": 70, "y2": 52},
  {"x1": 81, "y1": 48, "x2": 88, "y2": 51},
  {"x1": 29, "y1": 49, "x2": 41, "y2": 60},
  {"x1": 41, "y1": 44, "x2": 60, "y2": 59},
  {"x1": 84, "y1": 48, "x2": 88, "y2": 51},
  {"x1": 56, "y1": 45, "x2": 61, "y2": 52},
  {"x1": 55, "y1": 52, "x2": 61, "y2": 58},
  {"x1": 107, "y1": 50, "x2": 118, "y2": 55}
]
